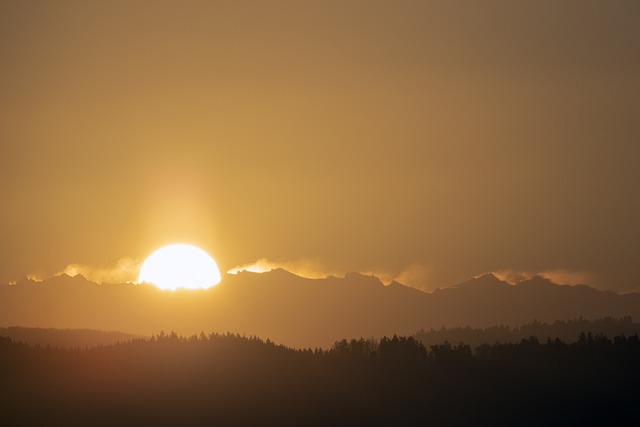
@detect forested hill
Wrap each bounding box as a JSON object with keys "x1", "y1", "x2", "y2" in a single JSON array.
[
  {"x1": 414, "y1": 316, "x2": 640, "y2": 348},
  {"x1": 1, "y1": 331, "x2": 639, "y2": 426},
  {"x1": 0, "y1": 327, "x2": 144, "y2": 349}
]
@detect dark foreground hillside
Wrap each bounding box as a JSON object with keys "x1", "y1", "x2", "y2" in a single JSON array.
[{"x1": 1, "y1": 332, "x2": 639, "y2": 427}]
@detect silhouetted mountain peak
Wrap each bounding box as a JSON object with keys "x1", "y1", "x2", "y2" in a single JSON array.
[
  {"x1": 229, "y1": 268, "x2": 301, "y2": 281},
  {"x1": 269, "y1": 267, "x2": 300, "y2": 278},
  {"x1": 452, "y1": 273, "x2": 508, "y2": 290},
  {"x1": 516, "y1": 275, "x2": 557, "y2": 288},
  {"x1": 13, "y1": 276, "x2": 38, "y2": 286},
  {"x1": 343, "y1": 272, "x2": 384, "y2": 288},
  {"x1": 387, "y1": 280, "x2": 428, "y2": 295},
  {"x1": 45, "y1": 273, "x2": 92, "y2": 287}
]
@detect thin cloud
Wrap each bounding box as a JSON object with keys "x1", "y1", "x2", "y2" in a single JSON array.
[
  {"x1": 227, "y1": 258, "x2": 344, "y2": 280},
  {"x1": 228, "y1": 259, "x2": 443, "y2": 293},
  {"x1": 490, "y1": 270, "x2": 535, "y2": 284},
  {"x1": 393, "y1": 263, "x2": 440, "y2": 293},
  {"x1": 488, "y1": 268, "x2": 597, "y2": 287},
  {"x1": 8, "y1": 273, "x2": 44, "y2": 284},
  {"x1": 539, "y1": 269, "x2": 596, "y2": 287},
  {"x1": 59, "y1": 257, "x2": 142, "y2": 284},
  {"x1": 228, "y1": 258, "x2": 399, "y2": 284}
]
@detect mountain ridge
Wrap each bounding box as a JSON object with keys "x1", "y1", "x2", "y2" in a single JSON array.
[{"x1": 1, "y1": 269, "x2": 638, "y2": 348}]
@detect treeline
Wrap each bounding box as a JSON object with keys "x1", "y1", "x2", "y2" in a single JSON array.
[
  {"x1": 414, "y1": 316, "x2": 640, "y2": 348},
  {"x1": 0, "y1": 326, "x2": 144, "y2": 349},
  {"x1": 1, "y1": 331, "x2": 639, "y2": 426}
]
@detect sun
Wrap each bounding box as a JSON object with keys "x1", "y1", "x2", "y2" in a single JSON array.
[{"x1": 138, "y1": 244, "x2": 221, "y2": 290}]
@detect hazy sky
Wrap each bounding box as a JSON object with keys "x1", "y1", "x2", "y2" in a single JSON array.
[{"x1": 1, "y1": 1, "x2": 639, "y2": 291}]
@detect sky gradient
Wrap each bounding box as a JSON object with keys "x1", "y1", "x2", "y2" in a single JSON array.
[{"x1": 1, "y1": 1, "x2": 639, "y2": 291}]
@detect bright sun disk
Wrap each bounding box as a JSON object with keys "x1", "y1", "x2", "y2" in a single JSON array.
[{"x1": 138, "y1": 244, "x2": 221, "y2": 290}]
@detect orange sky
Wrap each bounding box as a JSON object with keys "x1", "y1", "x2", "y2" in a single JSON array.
[{"x1": 1, "y1": 1, "x2": 639, "y2": 292}]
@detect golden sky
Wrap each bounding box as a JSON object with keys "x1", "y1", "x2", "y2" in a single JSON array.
[{"x1": 1, "y1": 1, "x2": 639, "y2": 291}]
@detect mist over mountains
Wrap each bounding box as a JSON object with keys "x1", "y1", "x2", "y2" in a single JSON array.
[{"x1": 1, "y1": 270, "x2": 638, "y2": 348}]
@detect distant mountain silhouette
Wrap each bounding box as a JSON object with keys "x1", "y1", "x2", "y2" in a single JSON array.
[
  {"x1": 1, "y1": 270, "x2": 639, "y2": 348},
  {"x1": 428, "y1": 273, "x2": 637, "y2": 328}
]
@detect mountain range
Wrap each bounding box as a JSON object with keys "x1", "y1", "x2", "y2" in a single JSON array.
[{"x1": 1, "y1": 270, "x2": 638, "y2": 348}]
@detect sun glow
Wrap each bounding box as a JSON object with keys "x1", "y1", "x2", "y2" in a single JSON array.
[{"x1": 138, "y1": 244, "x2": 221, "y2": 290}]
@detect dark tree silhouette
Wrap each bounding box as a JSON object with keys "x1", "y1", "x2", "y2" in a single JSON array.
[{"x1": 1, "y1": 330, "x2": 639, "y2": 426}]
